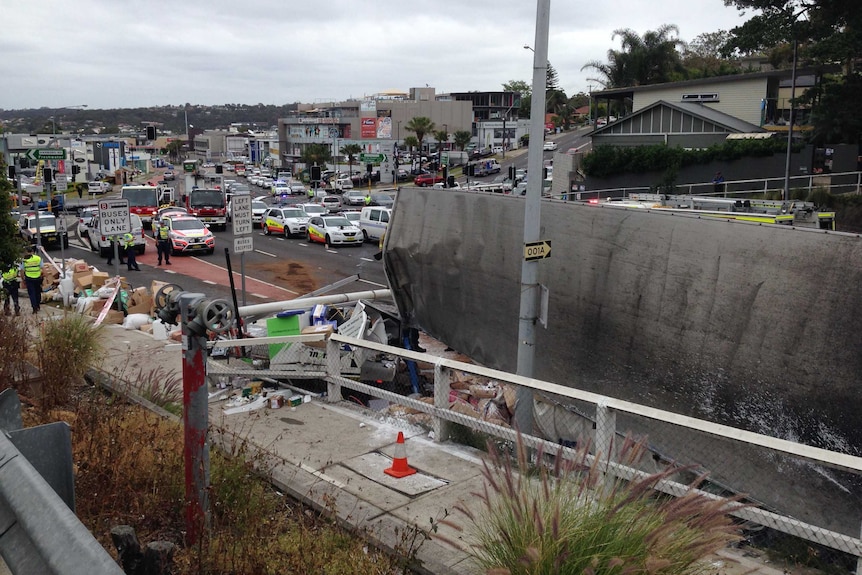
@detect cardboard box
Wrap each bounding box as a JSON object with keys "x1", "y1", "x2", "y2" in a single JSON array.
[
  {"x1": 73, "y1": 261, "x2": 90, "y2": 273},
  {"x1": 73, "y1": 273, "x2": 93, "y2": 290},
  {"x1": 103, "y1": 309, "x2": 125, "y2": 325},
  {"x1": 301, "y1": 323, "x2": 334, "y2": 349},
  {"x1": 139, "y1": 323, "x2": 153, "y2": 334},
  {"x1": 126, "y1": 294, "x2": 153, "y2": 316},
  {"x1": 90, "y1": 271, "x2": 110, "y2": 288}
]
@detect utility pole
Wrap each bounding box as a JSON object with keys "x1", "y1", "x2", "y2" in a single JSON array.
[{"x1": 514, "y1": 0, "x2": 550, "y2": 435}]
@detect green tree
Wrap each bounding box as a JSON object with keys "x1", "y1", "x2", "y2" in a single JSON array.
[
  {"x1": 453, "y1": 130, "x2": 473, "y2": 150},
  {"x1": 502, "y1": 80, "x2": 531, "y2": 98},
  {"x1": 165, "y1": 140, "x2": 184, "y2": 162},
  {"x1": 582, "y1": 24, "x2": 686, "y2": 88},
  {"x1": 340, "y1": 144, "x2": 362, "y2": 176},
  {"x1": 404, "y1": 117, "x2": 435, "y2": 154},
  {"x1": 432, "y1": 129, "x2": 448, "y2": 154},
  {"x1": 722, "y1": 0, "x2": 862, "y2": 144},
  {"x1": 402, "y1": 135, "x2": 419, "y2": 154},
  {"x1": 682, "y1": 31, "x2": 742, "y2": 78},
  {"x1": 300, "y1": 143, "x2": 332, "y2": 167}
]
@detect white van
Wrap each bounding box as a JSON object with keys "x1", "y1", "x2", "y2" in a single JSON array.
[{"x1": 359, "y1": 206, "x2": 391, "y2": 242}]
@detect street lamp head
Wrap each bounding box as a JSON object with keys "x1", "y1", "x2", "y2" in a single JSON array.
[{"x1": 523, "y1": 44, "x2": 534, "y2": 52}]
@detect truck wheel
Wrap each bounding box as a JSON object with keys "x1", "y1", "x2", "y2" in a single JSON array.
[{"x1": 362, "y1": 230, "x2": 369, "y2": 243}]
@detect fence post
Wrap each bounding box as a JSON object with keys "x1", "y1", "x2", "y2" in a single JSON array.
[
  {"x1": 595, "y1": 400, "x2": 616, "y2": 475},
  {"x1": 432, "y1": 361, "x2": 451, "y2": 442},
  {"x1": 325, "y1": 337, "x2": 341, "y2": 403}
]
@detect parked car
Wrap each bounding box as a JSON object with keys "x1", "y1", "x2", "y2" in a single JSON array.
[
  {"x1": 19, "y1": 211, "x2": 69, "y2": 250},
  {"x1": 77, "y1": 206, "x2": 99, "y2": 236},
  {"x1": 369, "y1": 191, "x2": 396, "y2": 208},
  {"x1": 359, "y1": 206, "x2": 391, "y2": 242},
  {"x1": 343, "y1": 211, "x2": 360, "y2": 225},
  {"x1": 271, "y1": 181, "x2": 290, "y2": 196},
  {"x1": 414, "y1": 173, "x2": 443, "y2": 187},
  {"x1": 320, "y1": 195, "x2": 343, "y2": 213},
  {"x1": 289, "y1": 181, "x2": 306, "y2": 195},
  {"x1": 343, "y1": 190, "x2": 367, "y2": 206},
  {"x1": 86, "y1": 212, "x2": 146, "y2": 256},
  {"x1": 87, "y1": 181, "x2": 112, "y2": 195},
  {"x1": 262, "y1": 206, "x2": 309, "y2": 238},
  {"x1": 297, "y1": 203, "x2": 327, "y2": 217},
  {"x1": 306, "y1": 215, "x2": 363, "y2": 247},
  {"x1": 333, "y1": 175, "x2": 354, "y2": 191},
  {"x1": 160, "y1": 215, "x2": 215, "y2": 255}
]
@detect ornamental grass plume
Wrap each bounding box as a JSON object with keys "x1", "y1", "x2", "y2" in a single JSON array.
[{"x1": 438, "y1": 433, "x2": 746, "y2": 575}]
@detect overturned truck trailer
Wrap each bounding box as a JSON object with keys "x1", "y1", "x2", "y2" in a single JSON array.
[{"x1": 383, "y1": 188, "x2": 862, "y2": 536}]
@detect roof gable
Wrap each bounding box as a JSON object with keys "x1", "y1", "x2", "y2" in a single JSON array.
[{"x1": 591, "y1": 100, "x2": 763, "y2": 136}]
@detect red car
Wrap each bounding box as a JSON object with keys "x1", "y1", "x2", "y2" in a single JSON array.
[{"x1": 414, "y1": 173, "x2": 443, "y2": 187}]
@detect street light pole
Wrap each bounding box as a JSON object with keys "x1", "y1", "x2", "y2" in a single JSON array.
[
  {"x1": 782, "y1": 38, "x2": 798, "y2": 202},
  {"x1": 515, "y1": 0, "x2": 550, "y2": 435}
]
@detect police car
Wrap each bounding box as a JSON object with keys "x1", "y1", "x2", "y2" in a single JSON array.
[
  {"x1": 306, "y1": 215, "x2": 363, "y2": 247},
  {"x1": 160, "y1": 215, "x2": 215, "y2": 255},
  {"x1": 262, "y1": 207, "x2": 309, "y2": 238}
]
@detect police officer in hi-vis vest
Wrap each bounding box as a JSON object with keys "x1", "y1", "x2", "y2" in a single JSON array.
[
  {"x1": 124, "y1": 232, "x2": 140, "y2": 271},
  {"x1": 156, "y1": 222, "x2": 172, "y2": 265},
  {"x1": 2, "y1": 262, "x2": 21, "y2": 316},
  {"x1": 20, "y1": 247, "x2": 43, "y2": 315}
]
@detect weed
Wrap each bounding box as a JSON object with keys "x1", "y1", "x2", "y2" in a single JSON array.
[
  {"x1": 33, "y1": 312, "x2": 102, "y2": 411},
  {"x1": 439, "y1": 433, "x2": 746, "y2": 575}
]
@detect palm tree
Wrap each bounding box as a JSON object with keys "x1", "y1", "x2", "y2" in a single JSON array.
[
  {"x1": 433, "y1": 129, "x2": 448, "y2": 153},
  {"x1": 403, "y1": 135, "x2": 419, "y2": 156},
  {"x1": 404, "y1": 117, "x2": 435, "y2": 155},
  {"x1": 300, "y1": 143, "x2": 332, "y2": 171},
  {"x1": 581, "y1": 24, "x2": 685, "y2": 88},
  {"x1": 453, "y1": 130, "x2": 472, "y2": 151},
  {"x1": 340, "y1": 143, "x2": 362, "y2": 176}
]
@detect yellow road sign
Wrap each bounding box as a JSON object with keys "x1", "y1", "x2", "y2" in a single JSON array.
[{"x1": 524, "y1": 240, "x2": 551, "y2": 261}]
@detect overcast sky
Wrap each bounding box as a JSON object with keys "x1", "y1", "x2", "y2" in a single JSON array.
[{"x1": 1, "y1": 0, "x2": 753, "y2": 110}]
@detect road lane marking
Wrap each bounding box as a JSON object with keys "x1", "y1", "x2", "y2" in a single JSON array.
[{"x1": 254, "y1": 249, "x2": 278, "y2": 258}]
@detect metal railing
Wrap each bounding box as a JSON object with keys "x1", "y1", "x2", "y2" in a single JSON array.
[
  {"x1": 209, "y1": 332, "x2": 862, "y2": 572},
  {"x1": 552, "y1": 171, "x2": 862, "y2": 202}
]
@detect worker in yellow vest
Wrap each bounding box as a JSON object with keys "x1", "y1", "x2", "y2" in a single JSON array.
[
  {"x1": 124, "y1": 232, "x2": 140, "y2": 271},
  {"x1": 20, "y1": 247, "x2": 43, "y2": 315},
  {"x1": 2, "y1": 263, "x2": 21, "y2": 316}
]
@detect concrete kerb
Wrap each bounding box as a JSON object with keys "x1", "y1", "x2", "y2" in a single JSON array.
[{"x1": 84, "y1": 324, "x2": 476, "y2": 575}]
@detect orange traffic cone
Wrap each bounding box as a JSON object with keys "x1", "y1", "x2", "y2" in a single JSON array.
[{"x1": 384, "y1": 431, "x2": 417, "y2": 478}]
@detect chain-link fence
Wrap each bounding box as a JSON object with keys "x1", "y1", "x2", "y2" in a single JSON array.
[{"x1": 208, "y1": 331, "x2": 862, "y2": 570}]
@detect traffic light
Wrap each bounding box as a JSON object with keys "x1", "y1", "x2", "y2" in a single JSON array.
[
  {"x1": 543, "y1": 167, "x2": 548, "y2": 180},
  {"x1": 508, "y1": 165, "x2": 516, "y2": 181},
  {"x1": 215, "y1": 164, "x2": 223, "y2": 174},
  {"x1": 310, "y1": 165, "x2": 321, "y2": 182},
  {"x1": 72, "y1": 165, "x2": 80, "y2": 175},
  {"x1": 465, "y1": 164, "x2": 475, "y2": 177},
  {"x1": 442, "y1": 165, "x2": 448, "y2": 186},
  {"x1": 447, "y1": 175, "x2": 455, "y2": 188},
  {"x1": 366, "y1": 163, "x2": 373, "y2": 174},
  {"x1": 43, "y1": 168, "x2": 53, "y2": 183},
  {"x1": 7, "y1": 166, "x2": 14, "y2": 179},
  {"x1": 146, "y1": 126, "x2": 157, "y2": 140}
]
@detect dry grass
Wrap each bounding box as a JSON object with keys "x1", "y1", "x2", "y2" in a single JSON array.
[{"x1": 6, "y1": 313, "x2": 407, "y2": 574}]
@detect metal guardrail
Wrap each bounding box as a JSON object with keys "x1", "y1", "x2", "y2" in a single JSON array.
[
  {"x1": 553, "y1": 170, "x2": 862, "y2": 202},
  {"x1": 0, "y1": 389, "x2": 123, "y2": 575},
  {"x1": 209, "y1": 332, "x2": 862, "y2": 572}
]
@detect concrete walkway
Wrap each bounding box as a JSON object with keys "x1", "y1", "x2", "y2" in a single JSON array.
[{"x1": 70, "y1": 317, "x2": 804, "y2": 575}]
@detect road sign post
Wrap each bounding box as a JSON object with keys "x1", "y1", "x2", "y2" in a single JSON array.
[
  {"x1": 523, "y1": 240, "x2": 552, "y2": 261},
  {"x1": 230, "y1": 194, "x2": 252, "y2": 236},
  {"x1": 233, "y1": 236, "x2": 253, "y2": 253},
  {"x1": 98, "y1": 199, "x2": 132, "y2": 235},
  {"x1": 24, "y1": 149, "x2": 66, "y2": 161}
]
